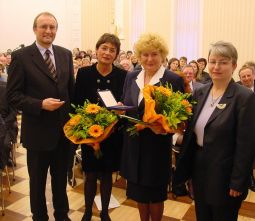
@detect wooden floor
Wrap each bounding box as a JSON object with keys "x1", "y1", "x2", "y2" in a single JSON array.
[
  {"x1": 0, "y1": 146, "x2": 255, "y2": 221},
  {"x1": 0, "y1": 117, "x2": 255, "y2": 220}
]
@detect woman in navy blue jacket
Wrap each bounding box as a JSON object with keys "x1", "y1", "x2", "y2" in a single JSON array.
[{"x1": 120, "y1": 33, "x2": 184, "y2": 221}]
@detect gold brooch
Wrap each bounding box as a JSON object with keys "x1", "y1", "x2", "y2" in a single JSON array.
[{"x1": 216, "y1": 103, "x2": 226, "y2": 109}]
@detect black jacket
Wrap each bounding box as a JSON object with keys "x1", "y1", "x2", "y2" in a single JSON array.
[{"x1": 174, "y1": 80, "x2": 255, "y2": 204}]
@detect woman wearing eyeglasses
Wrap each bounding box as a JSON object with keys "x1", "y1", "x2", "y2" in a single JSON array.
[{"x1": 174, "y1": 41, "x2": 255, "y2": 221}]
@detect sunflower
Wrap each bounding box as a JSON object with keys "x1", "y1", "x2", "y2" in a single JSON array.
[
  {"x1": 156, "y1": 86, "x2": 172, "y2": 96},
  {"x1": 68, "y1": 114, "x2": 81, "y2": 126},
  {"x1": 88, "y1": 125, "x2": 104, "y2": 138},
  {"x1": 181, "y1": 99, "x2": 190, "y2": 107},
  {"x1": 85, "y1": 104, "x2": 101, "y2": 114},
  {"x1": 126, "y1": 84, "x2": 195, "y2": 136},
  {"x1": 185, "y1": 107, "x2": 192, "y2": 113}
]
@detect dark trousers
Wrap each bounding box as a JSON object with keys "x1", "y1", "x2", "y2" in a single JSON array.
[
  {"x1": 27, "y1": 136, "x2": 70, "y2": 221},
  {"x1": 195, "y1": 199, "x2": 242, "y2": 221}
]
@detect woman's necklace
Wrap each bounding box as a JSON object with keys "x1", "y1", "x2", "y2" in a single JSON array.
[{"x1": 210, "y1": 90, "x2": 222, "y2": 107}]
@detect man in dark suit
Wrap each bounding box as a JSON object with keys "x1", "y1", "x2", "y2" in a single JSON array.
[
  {"x1": 239, "y1": 66, "x2": 255, "y2": 91},
  {"x1": 239, "y1": 65, "x2": 255, "y2": 192},
  {"x1": 6, "y1": 12, "x2": 75, "y2": 221},
  {"x1": 182, "y1": 64, "x2": 204, "y2": 94}
]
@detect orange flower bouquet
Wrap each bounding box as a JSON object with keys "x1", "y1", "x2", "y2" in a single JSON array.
[
  {"x1": 128, "y1": 84, "x2": 194, "y2": 135},
  {"x1": 64, "y1": 101, "x2": 118, "y2": 158}
]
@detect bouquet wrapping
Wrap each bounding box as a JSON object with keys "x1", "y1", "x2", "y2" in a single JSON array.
[
  {"x1": 129, "y1": 84, "x2": 193, "y2": 135},
  {"x1": 63, "y1": 101, "x2": 118, "y2": 158}
]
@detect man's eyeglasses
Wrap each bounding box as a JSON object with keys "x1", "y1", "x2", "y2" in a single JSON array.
[{"x1": 38, "y1": 25, "x2": 57, "y2": 31}]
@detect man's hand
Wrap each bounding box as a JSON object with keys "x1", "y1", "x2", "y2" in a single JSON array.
[
  {"x1": 229, "y1": 189, "x2": 242, "y2": 197},
  {"x1": 42, "y1": 98, "x2": 65, "y2": 111}
]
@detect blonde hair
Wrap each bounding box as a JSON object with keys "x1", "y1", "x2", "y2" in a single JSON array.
[
  {"x1": 208, "y1": 41, "x2": 238, "y2": 64},
  {"x1": 134, "y1": 33, "x2": 169, "y2": 61}
]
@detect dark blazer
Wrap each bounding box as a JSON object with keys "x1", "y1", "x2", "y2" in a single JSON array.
[
  {"x1": 0, "y1": 81, "x2": 8, "y2": 117},
  {"x1": 192, "y1": 81, "x2": 203, "y2": 94},
  {"x1": 238, "y1": 80, "x2": 255, "y2": 92},
  {"x1": 174, "y1": 80, "x2": 255, "y2": 205},
  {"x1": 6, "y1": 43, "x2": 75, "y2": 151},
  {"x1": 196, "y1": 71, "x2": 211, "y2": 84},
  {"x1": 120, "y1": 69, "x2": 184, "y2": 186},
  {"x1": 0, "y1": 81, "x2": 17, "y2": 126},
  {"x1": 74, "y1": 64, "x2": 127, "y2": 172}
]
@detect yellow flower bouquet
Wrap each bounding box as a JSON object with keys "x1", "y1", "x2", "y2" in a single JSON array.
[
  {"x1": 128, "y1": 84, "x2": 194, "y2": 135},
  {"x1": 63, "y1": 101, "x2": 118, "y2": 158}
]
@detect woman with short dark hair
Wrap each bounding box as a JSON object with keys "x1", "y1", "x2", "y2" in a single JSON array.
[{"x1": 74, "y1": 33, "x2": 127, "y2": 221}]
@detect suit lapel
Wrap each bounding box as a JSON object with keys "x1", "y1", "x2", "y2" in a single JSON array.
[
  {"x1": 131, "y1": 76, "x2": 140, "y2": 107},
  {"x1": 206, "y1": 80, "x2": 235, "y2": 126},
  {"x1": 158, "y1": 70, "x2": 168, "y2": 86},
  {"x1": 30, "y1": 43, "x2": 57, "y2": 82}
]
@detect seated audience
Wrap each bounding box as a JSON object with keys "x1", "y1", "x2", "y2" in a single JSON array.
[
  {"x1": 0, "y1": 64, "x2": 7, "y2": 82},
  {"x1": 196, "y1": 58, "x2": 211, "y2": 84},
  {"x1": 188, "y1": 60, "x2": 200, "y2": 81},
  {"x1": 120, "y1": 58, "x2": 134, "y2": 72},
  {"x1": 239, "y1": 66, "x2": 255, "y2": 91},
  {"x1": 81, "y1": 57, "x2": 91, "y2": 67},
  {"x1": 0, "y1": 80, "x2": 18, "y2": 167},
  {"x1": 72, "y1": 47, "x2": 80, "y2": 58},
  {"x1": 239, "y1": 65, "x2": 255, "y2": 192},
  {"x1": 168, "y1": 57, "x2": 180, "y2": 73},
  {"x1": 131, "y1": 54, "x2": 139, "y2": 68},
  {"x1": 126, "y1": 50, "x2": 133, "y2": 59},
  {"x1": 79, "y1": 50, "x2": 87, "y2": 58},
  {"x1": 179, "y1": 56, "x2": 187, "y2": 70},
  {"x1": 183, "y1": 64, "x2": 203, "y2": 94},
  {"x1": 86, "y1": 49, "x2": 93, "y2": 56}
]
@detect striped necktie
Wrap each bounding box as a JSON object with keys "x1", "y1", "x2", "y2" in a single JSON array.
[{"x1": 45, "y1": 50, "x2": 57, "y2": 81}]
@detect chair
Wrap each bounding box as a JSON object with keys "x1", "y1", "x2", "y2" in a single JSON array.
[
  {"x1": 0, "y1": 167, "x2": 11, "y2": 216},
  {"x1": 10, "y1": 142, "x2": 17, "y2": 167},
  {"x1": 70, "y1": 146, "x2": 120, "y2": 187},
  {"x1": 71, "y1": 145, "x2": 82, "y2": 187},
  {"x1": 171, "y1": 145, "x2": 189, "y2": 199},
  {"x1": 0, "y1": 115, "x2": 12, "y2": 215},
  {"x1": 9, "y1": 142, "x2": 18, "y2": 182},
  {"x1": 168, "y1": 145, "x2": 181, "y2": 193}
]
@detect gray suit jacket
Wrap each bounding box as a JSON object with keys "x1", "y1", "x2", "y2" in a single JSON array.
[
  {"x1": 192, "y1": 81, "x2": 204, "y2": 94},
  {"x1": 6, "y1": 43, "x2": 75, "y2": 151}
]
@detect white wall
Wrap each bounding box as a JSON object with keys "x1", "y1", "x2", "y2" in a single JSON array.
[
  {"x1": 81, "y1": 0, "x2": 114, "y2": 51},
  {"x1": 202, "y1": 0, "x2": 255, "y2": 79},
  {"x1": 2, "y1": 0, "x2": 255, "y2": 81},
  {"x1": 0, "y1": 0, "x2": 81, "y2": 52}
]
